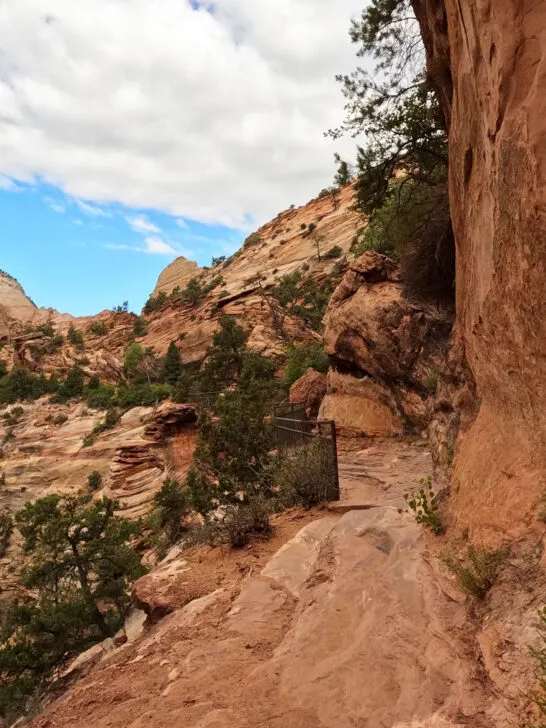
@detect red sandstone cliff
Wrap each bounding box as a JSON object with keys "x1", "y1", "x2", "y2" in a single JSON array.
[{"x1": 415, "y1": 0, "x2": 546, "y2": 541}]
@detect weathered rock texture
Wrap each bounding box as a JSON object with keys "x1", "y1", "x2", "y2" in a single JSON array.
[
  {"x1": 320, "y1": 252, "x2": 452, "y2": 435},
  {"x1": 30, "y1": 437, "x2": 536, "y2": 728},
  {"x1": 415, "y1": 0, "x2": 546, "y2": 541},
  {"x1": 0, "y1": 272, "x2": 37, "y2": 322},
  {"x1": 0, "y1": 400, "x2": 197, "y2": 600},
  {"x1": 288, "y1": 368, "x2": 327, "y2": 416}
]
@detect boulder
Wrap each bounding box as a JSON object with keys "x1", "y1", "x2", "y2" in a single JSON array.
[
  {"x1": 320, "y1": 251, "x2": 452, "y2": 435},
  {"x1": 289, "y1": 368, "x2": 327, "y2": 416}
]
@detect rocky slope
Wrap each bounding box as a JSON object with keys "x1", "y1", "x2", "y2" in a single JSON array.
[
  {"x1": 28, "y1": 440, "x2": 541, "y2": 728},
  {"x1": 414, "y1": 0, "x2": 546, "y2": 543},
  {"x1": 0, "y1": 184, "x2": 359, "y2": 379},
  {"x1": 0, "y1": 399, "x2": 198, "y2": 602},
  {"x1": 139, "y1": 183, "x2": 359, "y2": 363}
]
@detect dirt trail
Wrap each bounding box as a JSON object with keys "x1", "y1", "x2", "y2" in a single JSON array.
[{"x1": 31, "y1": 439, "x2": 503, "y2": 728}]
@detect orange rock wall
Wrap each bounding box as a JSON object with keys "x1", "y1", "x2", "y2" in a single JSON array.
[{"x1": 416, "y1": 0, "x2": 546, "y2": 540}]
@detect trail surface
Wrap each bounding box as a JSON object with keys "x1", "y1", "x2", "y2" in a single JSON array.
[{"x1": 32, "y1": 439, "x2": 500, "y2": 728}]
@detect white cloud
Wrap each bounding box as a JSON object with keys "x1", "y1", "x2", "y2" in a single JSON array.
[
  {"x1": 176, "y1": 218, "x2": 188, "y2": 229},
  {"x1": 72, "y1": 219, "x2": 83, "y2": 226},
  {"x1": 144, "y1": 236, "x2": 177, "y2": 255},
  {"x1": 75, "y1": 199, "x2": 110, "y2": 217},
  {"x1": 49, "y1": 202, "x2": 66, "y2": 213},
  {"x1": 126, "y1": 214, "x2": 161, "y2": 234},
  {"x1": 0, "y1": 0, "x2": 362, "y2": 229}
]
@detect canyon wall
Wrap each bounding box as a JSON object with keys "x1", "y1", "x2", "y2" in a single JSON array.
[{"x1": 415, "y1": 0, "x2": 546, "y2": 541}]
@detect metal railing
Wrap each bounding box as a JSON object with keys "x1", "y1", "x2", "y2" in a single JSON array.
[{"x1": 272, "y1": 402, "x2": 340, "y2": 501}]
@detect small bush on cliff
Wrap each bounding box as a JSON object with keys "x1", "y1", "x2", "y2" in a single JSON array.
[
  {"x1": 243, "y1": 232, "x2": 261, "y2": 249},
  {"x1": 0, "y1": 495, "x2": 144, "y2": 721},
  {"x1": 87, "y1": 382, "x2": 116, "y2": 410},
  {"x1": 405, "y1": 476, "x2": 443, "y2": 535},
  {"x1": 67, "y1": 324, "x2": 84, "y2": 349},
  {"x1": 152, "y1": 479, "x2": 189, "y2": 545},
  {"x1": 285, "y1": 343, "x2": 329, "y2": 386},
  {"x1": 133, "y1": 315, "x2": 148, "y2": 337},
  {"x1": 443, "y1": 546, "x2": 508, "y2": 599},
  {"x1": 143, "y1": 290, "x2": 168, "y2": 313},
  {"x1": 87, "y1": 321, "x2": 108, "y2": 336},
  {"x1": 53, "y1": 365, "x2": 85, "y2": 402},
  {"x1": 0, "y1": 367, "x2": 58, "y2": 404},
  {"x1": 324, "y1": 245, "x2": 343, "y2": 259},
  {"x1": 116, "y1": 383, "x2": 171, "y2": 408},
  {"x1": 87, "y1": 471, "x2": 103, "y2": 491}
]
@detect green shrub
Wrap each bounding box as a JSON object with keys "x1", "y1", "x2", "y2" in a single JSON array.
[
  {"x1": 87, "y1": 383, "x2": 116, "y2": 410},
  {"x1": 443, "y1": 546, "x2": 507, "y2": 599},
  {"x1": 405, "y1": 476, "x2": 443, "y2": 535},
  {"x1": 153, "y1": 479, "x2": 189, "y2": 544},
  {"x1": 53, "y1": 365, "x2": 85, "y2": 403},
  {"x1": 243, "y1": 232, "x2": 261, "y2": 249},
  {"x1": 38, "y1": 321, "x2": 55, "y2": 338},
  {"x1": 87, "y1": 471, "x2": 103, "y2": 491},
  {"x1": 133, "y1": 316, "x2": 148, "y2": 337},
  {"x1": 423, "y1": 373, "x2": 438, "y2": 393},
  {"x1": 162, "y1": 341, "x2": 182, "y2": 386},
  {"x1": 324, "y1": 245, "x2": 343, "y2": 259},
  {"x1": 87, "y1": 321, "x2": 108, "y2": 336},
  {"x1": 67, "y1": 324, "x2": 84, "y2": 349},
  {"x1": 143, "y1": 290, "x2": 167, "y2": 313},
  {"x1": 82, "y1": 433, "x2": 95, "y2": 448},
  {"x1": 285, "y1": 343, "x2": 329, "y2": 386},
  {"x1": 183, "y1": 278, "x2": 204, "y2": 305},
  {"x1": 276, "y1": 440, "x2": 338, "y2": 509},
  {"x1": 116, "y1": 383, "x2": 171, "y2": 408},
  {"x1": 211, "y1": 255, "x2": 226, "y2": 266}
]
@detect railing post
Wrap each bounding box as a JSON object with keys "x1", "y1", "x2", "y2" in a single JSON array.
[{"x1": 330, "y1": 421, "x2": 340, "y2": 501}]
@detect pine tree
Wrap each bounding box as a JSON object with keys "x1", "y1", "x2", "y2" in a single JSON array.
[{"x1": 162, "y1": 341, "x2": 182, "y2": 386}]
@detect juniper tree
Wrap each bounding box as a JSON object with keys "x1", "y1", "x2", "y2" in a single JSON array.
[
  {"x1": 0, "y1": 495, "x2": 144, "y2": 719},
  {"x1": 162, "y1": 341, "x2": 182, "y2": 386}
]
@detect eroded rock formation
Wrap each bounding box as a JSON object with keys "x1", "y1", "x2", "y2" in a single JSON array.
[{"x1": 320, "y1": 251, "x2": 452, "y2": 435}]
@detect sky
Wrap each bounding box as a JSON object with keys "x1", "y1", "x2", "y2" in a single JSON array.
[{"x1": 0, "y1": 0, "x2": 364, "y2": 315}]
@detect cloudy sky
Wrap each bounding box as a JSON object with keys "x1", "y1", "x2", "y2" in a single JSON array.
[{"x1": 0, "y1": 0, "x2": 364, "y2": 314}]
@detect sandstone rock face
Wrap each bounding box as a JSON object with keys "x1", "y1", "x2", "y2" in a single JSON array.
[
  {"x1": 0, "y1": 272, "x2": 36, "y2": 322},
  {"x1": 152, "y1": 256, "x2": 201, "y2": 297},
  {"x1": 288, "y1": 368, "x2": 327, "y2": 416},
  {"x1": 0, "y1": 401, "x2": 197, "y2": 602},
  {"x1": 415, "y1": 0, "x2": 546, "y2": 541},
  {"x1": 31, "y1": 507, "x2": 510, "y2": 727},
  {"x1": 141, "y1": 184, "x2": 359, "y2": 362},
  {"x1": 320, "y1": 251, "x2": 452, "y2": 435}
]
